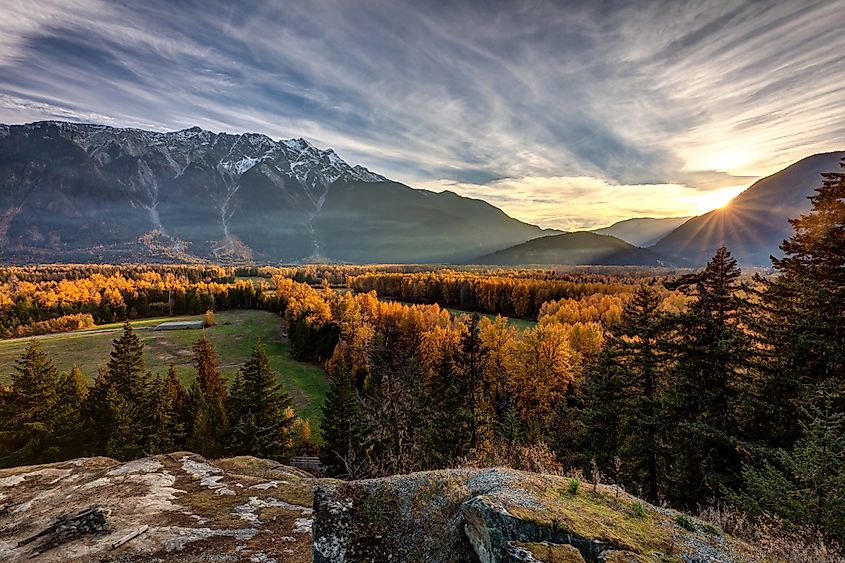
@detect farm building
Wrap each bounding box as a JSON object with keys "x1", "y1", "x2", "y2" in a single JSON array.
[{"x1": 152, "y1": 320, "x2": 205, "y2": 331}]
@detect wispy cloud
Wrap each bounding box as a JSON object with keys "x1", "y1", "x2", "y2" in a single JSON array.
[{"x1": 0, "y1": 0, "x2": 843, "y2": 228}]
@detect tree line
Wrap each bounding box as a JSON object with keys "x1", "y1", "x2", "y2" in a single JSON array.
[
  {"x1": 313, "y1": 165, "x2": 845, "y2": 545},
  {"x1": 0, "y1": 267, "x2": 274, "y2": 338},
  {"x1": 0, "y1": 323, "x2": 310, "y2": 467}
]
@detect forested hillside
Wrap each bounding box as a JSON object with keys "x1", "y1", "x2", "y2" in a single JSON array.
[{"x1": 1, "y1": 163, "x2": 843, "y2": 557}]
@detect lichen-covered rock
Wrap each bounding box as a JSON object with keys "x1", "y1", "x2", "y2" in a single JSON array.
[
  {"x1": 312, "y1": 468, "x2": 490, "y2": 562},
  {"x1": 312, "y1": 468, "x2": 774, "y2": 563},
  {"x1": 0, "y1": 452, "x2": 320, "y2": 562},
  {"x1": 505, "y1": 541, "x2": 586, "y2": 562}
]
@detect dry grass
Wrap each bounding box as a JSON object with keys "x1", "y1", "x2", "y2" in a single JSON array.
[{"x1": 697, "y1": 505, "x2": 843, "y2": 563}]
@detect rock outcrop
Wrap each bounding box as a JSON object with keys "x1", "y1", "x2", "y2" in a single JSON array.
[
  {"x1": 0, "y1": 452, "x2": 319, "y2": 562},
  {"x1": 0, "y1": 456, "x2": 775, "y2": 562},
  {"x1": 312, "y1": 468, "x2": 772, "y2": 563}
]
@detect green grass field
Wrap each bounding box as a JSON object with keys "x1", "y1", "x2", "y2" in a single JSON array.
[{"x1": 0, "y1": 310, "x2": 328, "y2": 432}]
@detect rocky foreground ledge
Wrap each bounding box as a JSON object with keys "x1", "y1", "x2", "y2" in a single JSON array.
[
  {"x1": 313, "y1": 469, "x2": 771, "y2": 563},
  {"x1": 0, "y1": 454, "x2": 771, "y2": 562}
]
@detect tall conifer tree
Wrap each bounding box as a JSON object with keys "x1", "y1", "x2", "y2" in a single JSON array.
[{"x1": 228, "y1": 340, "x2": 295, "y2": 460}]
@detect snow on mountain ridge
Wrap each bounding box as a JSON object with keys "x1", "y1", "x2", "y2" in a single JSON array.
[{"x1": 13, "y1": 121, "x2": 385, "y2": 186}]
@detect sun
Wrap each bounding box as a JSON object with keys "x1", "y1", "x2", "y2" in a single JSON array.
[{"x1": 694, "y1": 185, "x2": 746, "y2": 213}]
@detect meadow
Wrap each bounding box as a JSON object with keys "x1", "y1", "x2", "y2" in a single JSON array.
[{"x1": 0, "y1": 309, "x2": 328, "y2": 430}]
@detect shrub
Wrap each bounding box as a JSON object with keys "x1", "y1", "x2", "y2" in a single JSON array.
[
  {"x1": 632, "y1": 500, "x2": 647, "y2": 518},
  {"x1": 568, "y1": 477, "x2": 580, "y2": 495},
  {"x1": 675, "y1": 514, "x2": 697, "y2": 532}
]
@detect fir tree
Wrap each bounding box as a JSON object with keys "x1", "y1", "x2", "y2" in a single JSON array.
[
  {"x1": 228, "y1": 340, "x2": 295, "y2": 460},
  {"x1": 753, "y1": 160, "x2": 845, "y2": 446},
  {"x1": 165, "y1": 365, "x2": 191, "y2": 438},
  {"x1": 581, "y1": 285, "x2": 669, "y2": 502},
  {"x1": 731, "y1": 398, "x2": 845, "y2": 542},
  {"x1": 106, "y1": 321, "x2": 147, "y2": 403},
  {"x1": 187, "y1": 337, "x2": 229, "y2": 458},
  {"x1": 454, "y1": 313, "x2": 488, "y2": 447},
  {"x1": 105, "y1": 385, "x2": 144, "y2": 461},
  {"x1": 146, "y1": 374, "x2": 184, "y2": 454},
  {"x1": 320, "y1": 362, "x2": 365, "y2": 477},
  {"x1": 421, "y1": 353, "x2": 473, "y2": 468},
  {"x1": 53, "y1": 366, "x2": 89, "y2": 458},
  {"x1": 0, "y1": 342, "x2": 60, "y2": 466},
  {"x1": 664, "y1": 247, "x2": 751, "y2": 508},
  {"x1": 85, "y1": 367, "x2": 113, "y2": 454}
]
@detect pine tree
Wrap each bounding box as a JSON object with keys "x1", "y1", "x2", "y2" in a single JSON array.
[
  {"x1": 106, "y1": 321, "x2": 147, "y2": 403},
  {"x1": 228, "y1": 340, "x2": 295, "y2": 460},
  {"x1": 187, "y1": 337, "x2": 229, "y2": 458},
  {"x1": 101, "y1": 321, "x2": 153, "y2": 460},
  {"x1": 421, "y1": 353, "x2": 473, "y2": 468},
  {"x1": 105, "y1": 386, "x2": 144, "y2": 461},
  {"x1": 664, "y1": 247, "x2": 751, "y2": 508},
  {"x1": 165, "y1": 365, "x2": 191, "y2": 438},
  {"x1": 146, "y1": 374, "x2": 184, "y2": 454},
  {"x1": 320, "y1": 362, "x2": 365, "y2": 477},
  {"x1": 731, "y1": 398, "x2": 845, "y2": 542},
  {"x1": 454, "y1": 313, "x2": 488, "y2": 447},
  {"x1": 753, "y1": 160, "x2": 845, "y2": 446},
  {"x1": 0, "y1": 342, "x2": 60, "y2": 466},
  {"x1": 53, "y1": 366, "x2": 89, "y2": 459},
  {"x1": 581, "y1": 285, "x2": 669, "y2": 502},
  {"x1": 85, "y1": 367, "x2": 113, "y2": 455}
]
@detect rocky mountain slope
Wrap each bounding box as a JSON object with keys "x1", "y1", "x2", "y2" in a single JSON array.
[
  {"x1": 0, "y1": 121, "x2": 547, "y2": 264},
  {"x1": 471, "y1": 232, "x2": 673, "y2": 266},
  {"x1": 653, "y1": 151, "x2": 845, "y2": 265},
  {"x1": 0, "y1": 453, "x2": 773, "y2": 562},
  {"x1": 592, "y1": 217, "x2": 691, "y2": 248}
]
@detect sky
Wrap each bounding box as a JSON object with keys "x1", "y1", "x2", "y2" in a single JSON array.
[{"x1": 1, "y1": 0, "x2": 844, "y2": 229}]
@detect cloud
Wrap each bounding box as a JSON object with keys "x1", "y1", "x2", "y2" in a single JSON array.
[{"x1": 0, "y1": 0, "x2": 842, "y2": 224}]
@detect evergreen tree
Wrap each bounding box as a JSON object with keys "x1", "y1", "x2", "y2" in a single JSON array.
[
  {"x1": 753, "y1": 160, "x2": 845, "y2": 446},
  {"x1": 664, "y1": 247, "x2": 751, "y2": 508},
  {"x1": 454, "y1": 313, "x2": 488, "y2": 447},
  {"x1": 187, "y1": 337, "x2": 229, "y2": 458},
  {"x1": 0, "y1": 342, "x2": 60, "y2": 466},
  {"x1": 320, "y1": 362, "x2": 365, "y2": 477},
  {"x1": 581, "y1": 285, "x2": 669, "y2": 502},
  {"x1": 53, "y1": 366, "x2": 89, "y2": 458},
  {"x1": 105, "y1": 385, "x2": 144, "y2": 460},
  {"x1": 146, "y1": 373, "x2": 184, "y2": 454},
  {"x1": 165, "y1": 365, "x2": 191, "y2": 438},
  {"x1": 85, "y1": 367, "x2": 112, "y2": 454},
  {"x1": 421, "y1": 353, "x2": 473, "y2": 468},
  {"x1": 100, "y1": 322, "x2": 153, "y2": 460},
  {"x1": 228, "y1": 340, "x2": 295, "y2": 460},
  {"x1": 106, "y1": 321, "x2": 147, "y2": 403},
  {"x1": 731, "y1": 398, "x2": 845, "y2": 542}
]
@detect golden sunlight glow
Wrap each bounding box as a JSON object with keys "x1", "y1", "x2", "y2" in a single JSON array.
[
  {"x1": 690, "y1": 185, "x2": 746, "y2": 214},
  {"x1": 423, "y1": 176, "x2": 751, "y2": 230}
]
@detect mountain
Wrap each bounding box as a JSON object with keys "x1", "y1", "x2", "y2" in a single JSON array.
[
  {"x1": 0, "y1": 121, "x2": 547, "y2": 264},
  {"x1": 471, "y1": 231, "x2": 671, "y2": 266},
  {"x1": 653, "y1": 151, "x2": 845, "y2": 266},
  {"x1": 593, "y1": 216, "x2": 690, "y2": 247}
]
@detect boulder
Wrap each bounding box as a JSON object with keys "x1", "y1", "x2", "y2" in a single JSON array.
[
  {"x1": 0, "y1": 452, "x2": 320, "y2": 562},
  {"x1": 312, "y1": 468, "x2": 772, "y2": 563}
]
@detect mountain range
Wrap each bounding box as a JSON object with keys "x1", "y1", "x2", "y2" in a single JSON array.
[
  {"x1": 0, "y1": 121, "x2": 548, "y2": 264},
  {"x1": 0, "y1": 121, "x2": 841, "y2": 266},
  {"x1": 593, "y1": 217, "x2": 691, "y2": 247},
  {"x1": 653, "y1": 151, "x2": 845, "y2": 265},
  {"x1": 473, "y1": 231, "x2": 669, "y2": 266}
]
